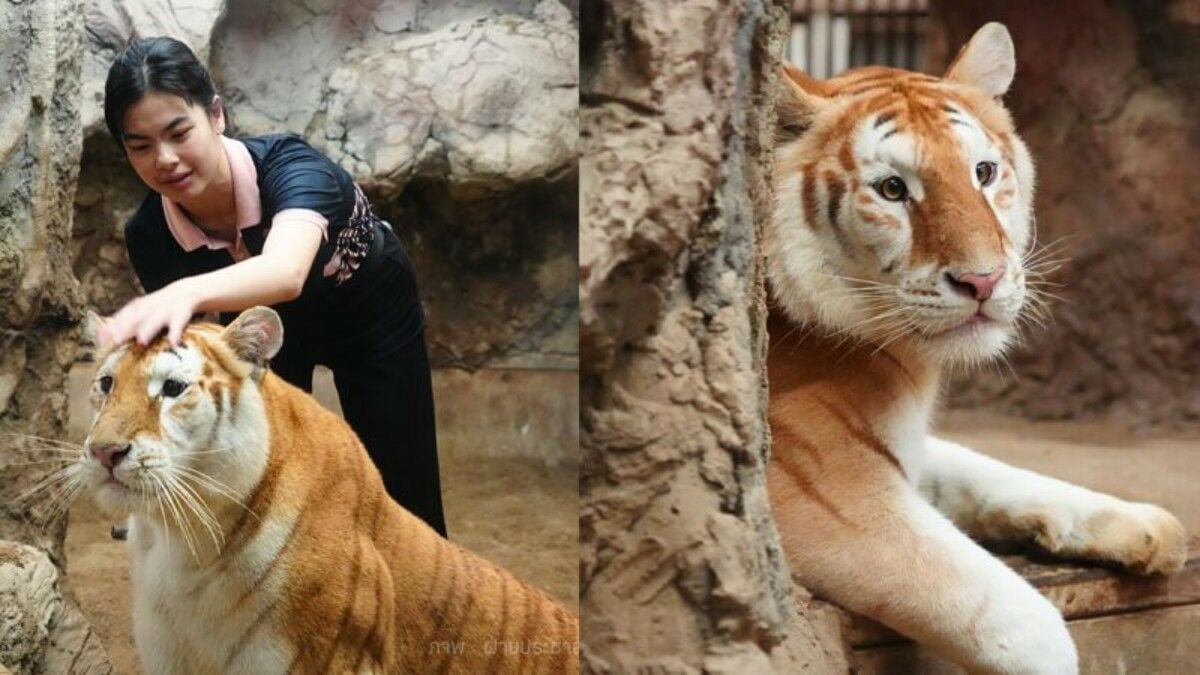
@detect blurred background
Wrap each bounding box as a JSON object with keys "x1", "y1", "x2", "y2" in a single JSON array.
[{"x1": 0, "y1": 1, "x2": 577, "y2": 672}]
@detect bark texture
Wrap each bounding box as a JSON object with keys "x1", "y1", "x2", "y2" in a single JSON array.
[
  {"x1": 932, "y1": 1, "x2": 1200, "y2": 427},
  {"x1": 580, "y1": 1, "x2": 837, "y2": 670}
]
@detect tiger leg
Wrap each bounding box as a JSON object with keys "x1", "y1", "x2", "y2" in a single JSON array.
[
  {"x1": 769, "y1": 463, "x2": 1077, "y2": 673},
  {"x1": 921, "y1": 436, "x2": 1186, "y2": 575}
]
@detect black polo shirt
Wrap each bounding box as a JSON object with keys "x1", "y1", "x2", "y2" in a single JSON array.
[{"x1": 123, "y1": 134, "x2": 356, "y2": 310}]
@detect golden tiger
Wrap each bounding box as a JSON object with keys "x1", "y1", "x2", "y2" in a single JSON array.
[
  {"x1": 766, "y1": 23, "x2": 1186, "y2": 672},
  {"x1": 78, "y1": 306, "x2": 578, "y2": 674}
]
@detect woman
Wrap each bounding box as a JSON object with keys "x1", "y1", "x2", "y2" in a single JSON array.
[{"x1": 97, "y1": 36, "x2": 447, "y2": 536}]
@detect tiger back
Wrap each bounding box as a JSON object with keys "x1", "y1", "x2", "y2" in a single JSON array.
[{"x1": 80, "y1": 307, "x2": 578, "y2": 674}]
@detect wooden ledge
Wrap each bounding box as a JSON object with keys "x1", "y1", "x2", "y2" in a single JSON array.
[
  {"x1": 840, "y1": 545, "x2": 1200, "y2": 649},
  {"x1": 796, "y1": 545, "x2": 1200, "y2": 673}
]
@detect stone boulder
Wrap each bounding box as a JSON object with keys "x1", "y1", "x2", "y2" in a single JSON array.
[
  {"x1": 0, "y1": 541, "x2": 111, "y2": 674},
  {"x1": 82, "y1": 0, "x2": 227, "y2": 136},
  {"x1": 314, "y1": 4, "x2": 578, "y2": 199},
  {"x1": 0, "y1": 2, "x2": 112, "y2": 671}
]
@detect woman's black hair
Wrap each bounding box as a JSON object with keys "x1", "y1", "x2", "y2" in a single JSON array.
[{"x1": 103, "y1": 37, "x2": 219, "y2": 142}]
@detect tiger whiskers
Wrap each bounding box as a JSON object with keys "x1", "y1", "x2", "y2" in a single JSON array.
[
  {"x1": 150, "y1": 471, "x2": 203, "y2": 560},
  {"x1": 7, "y1": 461, "x2": 85, "y2": 527},
  {"x1": 173, "y1": 464, "x2": 258, "y2": 521},
  {"x1": 137, "y1": 462, "x2": 255, "y2": 562},
  {"x1": 167, "y1": 471, "x2": 226, "y2": 552}
]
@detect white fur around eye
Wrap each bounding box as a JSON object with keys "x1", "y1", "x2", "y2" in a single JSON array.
[{"x1": 147, "y1": 346, "x2": 205, "y2": 398}]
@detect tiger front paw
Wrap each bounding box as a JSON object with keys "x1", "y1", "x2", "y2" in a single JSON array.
[
  {"x1": 1018, "y1": 500, "x2": 1187, "y2": 575},
  {"x1": 1078, "y1": 502, "x2": 1187, "y2": 575}
]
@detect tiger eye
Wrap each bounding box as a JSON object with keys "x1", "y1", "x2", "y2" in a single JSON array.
[
  {"x1": 99, "y1": 375, "x2": 113, "y2": 394},
  {"x1": 976, "y1": 161, "x2": 998, "y2": 187},
  {"x1": 161, "y1": 379, "x2": 187, "y2": 398},
  {"x1": 876, "y1": 176, "x2": 908, "y2": 202}
]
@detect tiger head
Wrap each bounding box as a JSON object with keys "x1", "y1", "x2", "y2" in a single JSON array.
[
  {"x1": 769, "y1": 23, "x2": 1037, "y2": 365},
  {"x1": 80, "y1": 307, "x2": 283, "y2": 525}
]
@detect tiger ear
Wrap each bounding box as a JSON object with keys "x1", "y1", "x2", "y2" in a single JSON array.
[
  {"x1": 944, "y1": 22, "x2": 1015, "y2": 98},
  {"x1": 777, "y1": 63, "x2": 831, "y2": 143},
  {"x1": 82, "y1": 310, "x2": 104, "y2": 346},
  {"x1": 222, "y1": 307, "x2": 284, "y2": 376},
  {"x1": 81, "y1": 310, "x2": 109, "y2": 359}
]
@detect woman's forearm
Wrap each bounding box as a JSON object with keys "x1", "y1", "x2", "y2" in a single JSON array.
[
  {"x1": 177, "y1": 220, "x2": 323, "y2": 313},
  {"x1": 178, "y1": 253, "x2": 305, "y2": 313},
  {"x1": 99, "y1": 217, "x2": 324, "y2": 348}
]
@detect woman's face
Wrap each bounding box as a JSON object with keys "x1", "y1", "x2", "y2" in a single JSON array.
[{"x1": 120, "y1": 91, "x2": 226, "y2": 204}]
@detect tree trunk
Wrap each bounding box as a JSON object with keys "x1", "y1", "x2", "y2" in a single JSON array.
[{"x1": 580, "y1": 1, "x2": 841, "y2": 670}]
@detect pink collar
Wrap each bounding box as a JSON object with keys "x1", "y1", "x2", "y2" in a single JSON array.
[{"x1": 162, "y1": 136, "x2": 262, "y2": 255}]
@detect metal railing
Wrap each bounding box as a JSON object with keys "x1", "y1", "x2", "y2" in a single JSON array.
[{"x1": 787, "y1": 0, "x2": 931, "y2": 78}]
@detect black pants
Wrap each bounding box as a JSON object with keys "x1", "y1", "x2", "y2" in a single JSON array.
[{"x1": 269, "y1": 229, "x2": 447, "y2": 537}]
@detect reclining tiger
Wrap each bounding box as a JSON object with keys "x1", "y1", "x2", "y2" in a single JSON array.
[
  {"x1": 76, "y1": 306, "x2": 577, "y2": 674},
  {"x1": 766, "y1": 23, "x2": 1186, "y2": 673}
]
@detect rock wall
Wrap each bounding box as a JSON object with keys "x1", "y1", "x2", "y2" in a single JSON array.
[
  {"x1": 580, "y1": 1, "x2": 832, "y2": 670},
  {"x1": 0, "y1": 1, "x2": 113, "y2": 671},
  {"x1": 932, "y1": 1, "x2": 1200, "y2": 427},
  {"x1": 0, "y1": 0, "x2": 86, "y2": 565}
]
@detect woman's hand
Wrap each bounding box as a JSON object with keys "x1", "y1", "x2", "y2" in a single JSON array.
[{"x1": 97, "y1": 279, "x2": 201, "y2": 349}]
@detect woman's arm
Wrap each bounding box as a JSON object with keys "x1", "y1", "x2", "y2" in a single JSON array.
[{"x1": 99, "y1": 214, "x2": 326, "y2": 347}]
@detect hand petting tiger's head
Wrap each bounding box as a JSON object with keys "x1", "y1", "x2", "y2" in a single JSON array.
[{"x1": 769, "y1": 23, "x2": 1041, "y2": 365}]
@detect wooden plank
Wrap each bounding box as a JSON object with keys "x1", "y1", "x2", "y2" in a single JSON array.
[
  {"x1": 827, "y1": 546, "x2": 1200, "y2": 648},
  {"x1": 852, "y1": 603, "x2": 1200, "y2": 675}
]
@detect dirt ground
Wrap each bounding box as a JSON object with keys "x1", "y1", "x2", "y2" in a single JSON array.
[{"x1": 61, "y1": 456, "x2": 578, "y2": 675}]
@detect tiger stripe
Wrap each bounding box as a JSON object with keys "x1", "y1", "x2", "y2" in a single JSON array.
[
  {"x1": 771, "y1": 449, "x2": 851, "y2": 527},
  {"x1": 811, "y1": 394, "x2": 904, "y2": 475}
]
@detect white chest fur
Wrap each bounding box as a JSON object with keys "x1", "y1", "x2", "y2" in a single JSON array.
[
  {"x1": 876, "y1": 377, "x2": 940, "y2": 482},
  {"x1": 128, "y1": 514, "x2": 296, "y2": 675}
]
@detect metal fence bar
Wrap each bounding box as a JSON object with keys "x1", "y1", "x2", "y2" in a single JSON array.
[{"x1": 789, "y1": 0, "x2": 930, "y2": 76}]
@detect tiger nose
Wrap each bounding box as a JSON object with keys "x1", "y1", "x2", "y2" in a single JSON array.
[
  {"x1": 89, "y1": 443, "x2": 131, "y2": 469},
  {"x1": 946, "y1": 264, "x2": 1006, "y2": 301}
]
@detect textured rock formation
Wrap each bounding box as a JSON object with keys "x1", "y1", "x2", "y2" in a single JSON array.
[
  {"x1": 932, "y1": 1, "x2": 1200, "y2": 427},
  {"x1": 580, "y1": 1, "x2": 836, "y2": 670},
  {"x1": 82, "y1": 0, "x2": 227, "y2": 136},
  {"x1": 0, "y1": 542, "x2": 111, "y2": 674},
  {"x1": 0, "y1": 0, "x2": 87, "y2": 560},
  {"x1": 0, "y1": 3, "x2": 111, "y2": 670}
]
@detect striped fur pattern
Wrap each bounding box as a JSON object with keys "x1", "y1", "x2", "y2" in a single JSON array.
[
  {"x1": 766, "y1": 24, "x2": 1186, "y2": 673},
  {"x1": 79, "y1": 307, "x2": 578, "y2": 674}
]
